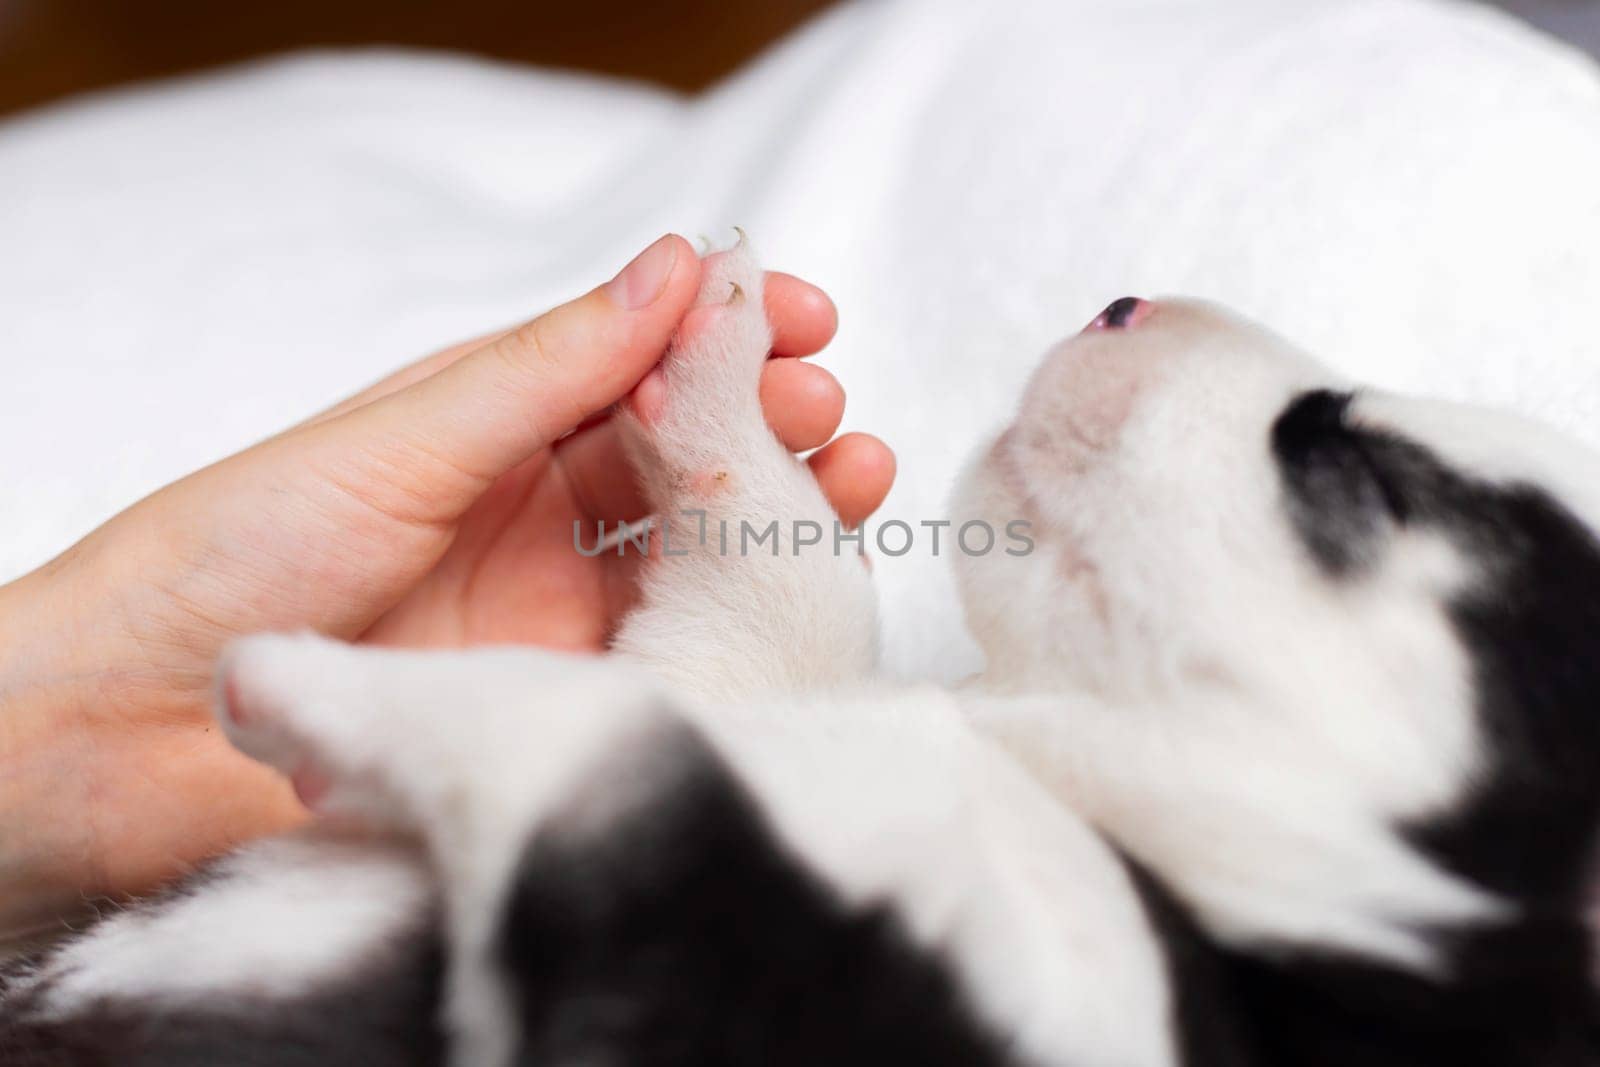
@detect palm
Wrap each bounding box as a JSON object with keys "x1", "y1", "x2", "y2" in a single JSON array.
[{"x1": 361, "y1": 444, "x2": 631, "y2": 652}]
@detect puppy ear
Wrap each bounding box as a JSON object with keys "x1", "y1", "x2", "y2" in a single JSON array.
[{"x1": 1272, "y1": 390, "x2": 1405, "y2": 576}]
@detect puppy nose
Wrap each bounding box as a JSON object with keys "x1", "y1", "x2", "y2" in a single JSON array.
[{"x1": 1087, "y1": 297, "x2": 1151, "y2": 331}]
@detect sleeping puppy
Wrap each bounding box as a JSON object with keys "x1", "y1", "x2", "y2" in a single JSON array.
[{"x1": 4, "y1": 243, "x2": 1599, "y2": 1066}]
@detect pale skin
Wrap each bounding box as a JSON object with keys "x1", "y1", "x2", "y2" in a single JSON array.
[{"x1": 0, "y1": 235, "x2": 896, "y2": 936}]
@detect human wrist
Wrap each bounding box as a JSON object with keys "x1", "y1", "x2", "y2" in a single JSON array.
[
  {"x1": 0, "y1": 536, "x2": 309, "y2": 937},
  {"x1": 0, "y1": 556, "x2": 113, "y2": 936}
]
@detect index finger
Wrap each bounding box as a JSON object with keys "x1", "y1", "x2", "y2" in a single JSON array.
[{"x1": 307, "y1": 271, "x2": 837, "y2": 433}]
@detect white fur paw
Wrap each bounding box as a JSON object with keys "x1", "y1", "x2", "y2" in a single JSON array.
[
  {"x1": 624, "y1": 231, "x2": 777, "y2": 501},
  {"x1": 215, "y1": 634, "x2": 679, "y2": 836},
  {"x1": 215, "y1": 633, "x2": 396, "y2": 820}
]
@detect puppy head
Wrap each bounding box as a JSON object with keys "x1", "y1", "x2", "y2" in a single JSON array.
[
  {"x1": 955, "y1": 298, "x2": 1600, "y2": 827},
  {"x1": 957, "y1": 299, "x2": 1360, "y2": 701}
]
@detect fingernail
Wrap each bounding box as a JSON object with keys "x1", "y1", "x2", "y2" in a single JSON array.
[{"x1": 604, "y1": 235, "x2": 679, "y2": 310}]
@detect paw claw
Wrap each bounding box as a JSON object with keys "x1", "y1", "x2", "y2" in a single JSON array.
[
  {"x1": 696, "y1": 233, "x2": 713, "y2": 255},
  {"x1": 731, "y1": 225, "x2": 748, "y2": 249},
  {"x1": 727, "y1": 282, "x2": 744, "y2": 304}
]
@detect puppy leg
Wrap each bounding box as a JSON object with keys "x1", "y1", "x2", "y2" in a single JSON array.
[
  {"x1": 613, "y1": 235, "x2": 878, "y2": 700},
  {"x1": 217, "y1": 633, "x2": 686, "y2": 1067},
  {"x1": 214, "y1": 634, "x2": 1168, "y2": 1067}
]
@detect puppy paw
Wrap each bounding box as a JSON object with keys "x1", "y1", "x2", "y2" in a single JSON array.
[
  {"x1": 215, "y1": 634, "x2": 677, "y2": 836},
  {"x1": 216, "y1": 633, "x2": 375, "y2": 817},
  {"x1": 624, "y1": 231, "x2": 776, "y2": 504}
]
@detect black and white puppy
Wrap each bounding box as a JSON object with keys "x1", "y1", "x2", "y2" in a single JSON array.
[{"x1": 4, "y1": 246, "x2": 1599, "y2": 1067}]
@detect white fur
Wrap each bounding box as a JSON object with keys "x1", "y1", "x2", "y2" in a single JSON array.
[{"x1": 15, "y1": 831, "x2": 429, "y2": 1015}]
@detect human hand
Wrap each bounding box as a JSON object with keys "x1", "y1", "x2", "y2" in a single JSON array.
[{"x1": 0, "y1": 234, "x2": 894, "y2": 932}]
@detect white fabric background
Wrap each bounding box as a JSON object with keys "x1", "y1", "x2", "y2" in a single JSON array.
[{"x1": 3, "y1": 0, "x2": 1598, "y2": 682}]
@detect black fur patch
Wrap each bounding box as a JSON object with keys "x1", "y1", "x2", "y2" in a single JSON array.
[
  {"x1": 1120, "y1": 855, "x2": 1262, "y2": 1067},
  {"x1": 498, "y1": 724, "x2": 1016, "y2": 1067},
  {"x1": 1262, "y1": 388, "x2": 1600, "y2": 1063},
  {"x1": 1271, "y1": 390, "x2": 1404, "y2": 574}
]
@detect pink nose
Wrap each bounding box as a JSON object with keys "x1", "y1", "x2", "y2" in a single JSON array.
[{"x1": 1085, "y1": 297, "x2": 1152, "y2": 331}]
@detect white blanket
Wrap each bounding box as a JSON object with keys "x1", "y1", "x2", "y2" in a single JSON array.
[{"x1": 3, "y1": 0, "x2": 1598, "y2": 681}]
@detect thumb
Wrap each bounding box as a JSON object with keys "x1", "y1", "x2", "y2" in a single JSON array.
[{"x1": 323, "y1": 234, "x2": 701, "y2": 509}]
